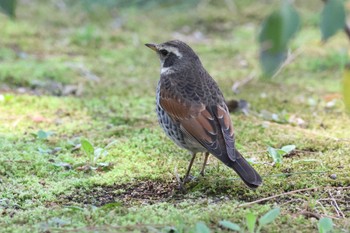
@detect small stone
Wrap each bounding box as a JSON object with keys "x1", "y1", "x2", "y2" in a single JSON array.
[{"x1": 330, "y1": 174, "x2": 337, "y2": 180}]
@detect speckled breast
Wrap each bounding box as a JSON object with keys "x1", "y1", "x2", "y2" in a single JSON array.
[{"x1": 156, "y1": 82, "x2": 206, "y2": 153}]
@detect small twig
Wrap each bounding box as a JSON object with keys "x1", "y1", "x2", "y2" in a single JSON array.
[
  {"x1": 237, "y1": 186, "x2": 350, "y2": 207},
  {"x1": 316, "y1": 199, "x2": 328, "y2": 216},
  {"x1": 300, "y1": 211, "x2": 340, "y2": 220},
  {"x1": 12, "y1": 115, "x2": 25, "y2": 128},
  {"x1": 271, "y1": 48, "x2": 303, "y2": 79},
  {"x1": 318, "y1": 198, "x2": 348, "y2": 203},
  {"x1": 238, "y1": 187, "x2": 319, "y2": 207},
  {"x1": 243, "y1": 149, "x2": 321, "y2": 155},
  {"x1": 300, "y1": 211, "x2": 322, "y2": 219},
  {"x1": 232, "y1": 72, "x2": 255, "y2": 94},
  {"x1": 218, "y1": 170, "x2": 328, "y2": 182},
  {"x1": 262, "y1": 171, "x2": 328, "y2": 178},
  {"x1": 279, "y1": 198, "x2": 304, "y2": 206},
  {"x1": 328, "y1": 190, "x2": 345, "y2": 218}
]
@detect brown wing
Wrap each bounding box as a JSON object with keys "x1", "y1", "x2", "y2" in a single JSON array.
[{"x1": 159, "y1": 91, "x2": 237, "y2": 161}]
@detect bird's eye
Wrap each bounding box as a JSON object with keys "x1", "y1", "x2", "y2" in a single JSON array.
[{"x1": 159, "y1": 49, "x2": 169, "y2": 56}]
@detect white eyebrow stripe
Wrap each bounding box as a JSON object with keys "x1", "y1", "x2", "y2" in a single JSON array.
[
  {"x1": 160, "y1": 46, "x2": 182, "y2": 58},
  {"x1": 161, "y1": 67, "x2": 174, "y2": 74}
]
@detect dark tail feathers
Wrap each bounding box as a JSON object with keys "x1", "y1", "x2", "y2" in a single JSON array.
[{"x1": 221, "y1": 149, "x2": 262, "y2": 189}]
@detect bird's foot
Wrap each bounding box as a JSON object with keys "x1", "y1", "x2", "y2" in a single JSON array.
[
  {"x1": 183, "y1": 174, "x2": 195, "y2": 183},
  {"x1": 178, "y1": 181, "x2": 187, "y2": 193},
  {"x1": 182, "y1": 175, "x2": 197, "y2": 191},
  {"x1": 175, "y1": 174, "x2": 196, "y2": 192}
]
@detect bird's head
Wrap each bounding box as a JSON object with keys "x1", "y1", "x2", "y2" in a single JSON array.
[{"x1": 145, "y1": 40, "x2": 200, "y2": 74}]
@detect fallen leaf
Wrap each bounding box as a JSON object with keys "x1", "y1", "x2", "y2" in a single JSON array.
[
  {"x1": 76, "y1": 165, "x2": 91, "y2": 172},
  {"x1": 323, "y1": 93, "x2": 342, "y2": 102},
  {"x1": 32, "y1": 115, "x2": 47, "y2": 123}
]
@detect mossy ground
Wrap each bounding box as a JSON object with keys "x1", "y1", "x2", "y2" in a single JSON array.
[{"x1": 0, "y1": 1, "x2": 349, "y2": 232}]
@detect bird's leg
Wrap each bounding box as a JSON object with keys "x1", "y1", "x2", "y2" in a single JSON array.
[
  {"x1": 183, "y1": 152, "x2": 197, "y2": 184},
  {"x1": 200, "y1": 152, "x2": 210, "y2": 176}
]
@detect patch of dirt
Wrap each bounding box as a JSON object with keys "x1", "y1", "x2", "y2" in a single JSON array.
[
  {"x1": 57, "y1": 180, "x2": 179, "y2": 207},
  {"x1": 56, "y1": 178, "x2": 350, "y2": 219},
  {"x1": 56, "y1": 175, "x2": 285, "y2": 208},
  {"x1": 56, "y1": 177, "x2": 267, "y2": 209}
]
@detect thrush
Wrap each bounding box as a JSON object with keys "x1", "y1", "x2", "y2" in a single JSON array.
[{"x1": 146, "y1": 40, "x2": 262, "y2": 189}]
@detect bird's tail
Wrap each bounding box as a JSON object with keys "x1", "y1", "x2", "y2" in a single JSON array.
[{"x1": 221, "y1": 149, "x2": 262, "y2": 189}]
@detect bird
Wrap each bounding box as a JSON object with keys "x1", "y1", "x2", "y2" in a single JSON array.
[{"x1": 145, "y1": 40, "x2": 262, "y2": 189}]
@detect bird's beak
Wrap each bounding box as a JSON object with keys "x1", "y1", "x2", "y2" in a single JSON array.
[{"x1": 145, "y1": 43, "x2": 158, "y2": 52}]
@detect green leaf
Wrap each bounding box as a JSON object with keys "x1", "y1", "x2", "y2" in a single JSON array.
[
  {"x1": 259, "y1": 11, "x2": 285, "y2": 53},
  {"x1": 246, "y1": 212, "x2": 257, "y2": 233},
  {"x1": 259, "y1": 50, "x2": 286, "y2": 77},
  {"x1": 195, "y1": 222, "x2": 211, "y2": 233},
  {"x1": 268, "y1": 145, "x2": 296, "y2": 164},
  {"x1": 36, "y1": 130, "x2": 53, "y2": 140},
  {"x1": 280, "y1": 0, "x2": 300, "y2": 45},
  {"x1": 37, "y1": 130, "x2": 48, "y2": 139},
  {"x1": 281, "y1": 145, "x2": 296, "y2": 154},
  {"x1": 219, "y1": 220, "x2": 241, "y2": 231},
  {"x1": 320, "y1": 0, "x2": 346, "y2": 41},
  {"x1": 0, "y1": 0, "x2": 16, "y2": 18},
  {"x1": 258, "y1": 1, "x2": 300, "y2": 76},
  {"x1": 81, "y1": 138, "x2": 94, "y2": 156},
  {"x1": 267, "y1": 147, "x2": 283, "y2": 164},
  {"x1": 276, "y1": 149, "x2": 287, "y2": 156},
  {"x1": 258, "y1": 208, "x2": 281, "y2": 227},
  {"x1": 94, "y1": 147, "x2": 108, "y2": 162},
  {"x1": 318, "y1": 217, "x2": 333, "y2": 233}
]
